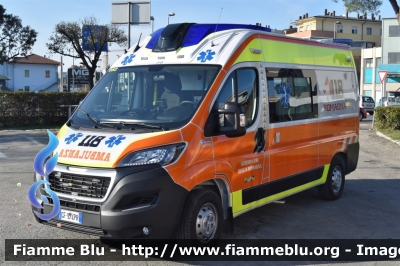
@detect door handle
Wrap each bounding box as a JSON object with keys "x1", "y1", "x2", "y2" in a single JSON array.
[{"x1": 254, "y1": 127, "x2": 266, "y2": 153}]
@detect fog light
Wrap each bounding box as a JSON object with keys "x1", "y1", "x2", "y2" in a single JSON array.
[{"x1": 143, "y1": 227, "x2": 149, "y2": 235}]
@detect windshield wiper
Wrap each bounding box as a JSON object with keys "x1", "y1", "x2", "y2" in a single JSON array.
[
  {"x1": 105, "y1": 121, "x2": 165, "y2": 131},
  {"x1": 77, "y1": 108, "x2": 116, "y2": 129}
]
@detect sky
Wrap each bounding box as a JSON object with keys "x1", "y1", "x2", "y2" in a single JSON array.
[{"x1": 1, "y1": 0, "x2": 397, "y2": 70}]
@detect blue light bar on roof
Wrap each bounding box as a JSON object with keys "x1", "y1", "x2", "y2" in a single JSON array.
[
  {"x1": 145, "y1": 23, "x2": 271, "y2": 50},
  {"x1": 145, "y1": 27, "x2": 165, "y2": 49}
]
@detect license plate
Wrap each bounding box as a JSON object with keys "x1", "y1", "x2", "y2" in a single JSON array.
[{"x1": 58, "y1": 209, "x2": 83, "y2": 224}]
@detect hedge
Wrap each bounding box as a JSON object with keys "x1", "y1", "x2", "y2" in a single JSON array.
[
  {"x1": 0, "y1": 91, "x2": 88, "y2": 128},
  {"x1": 374, "y1": 106, "x2": 400, "y2": 130}
]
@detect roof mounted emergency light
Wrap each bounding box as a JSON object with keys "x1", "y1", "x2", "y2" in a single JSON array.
[{"x1": 146, "y1": 23, "x2": 272, "y2": 51}]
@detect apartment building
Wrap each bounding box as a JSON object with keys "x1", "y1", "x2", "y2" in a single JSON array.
[
  {"x1": 360, "y1": 18, "x2": 400, "y2": 100},
  {"x1": 287, "y1": 9, "x2": 382, "y2": 82}
]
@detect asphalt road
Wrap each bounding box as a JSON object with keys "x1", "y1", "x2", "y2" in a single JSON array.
[{"x1": 1, "y1": 114, "x2": 400, "y2": 265}]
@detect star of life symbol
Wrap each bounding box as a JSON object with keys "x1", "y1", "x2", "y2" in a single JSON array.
[
  {"x1": 121, "y1": 54, "x2": 135, "y2": 65},
  {"x1": 197, "y1": 50, "x2": 215, "y2": 62},
  {"x1": 105, "y1": 135, "x2": 126, "y2": 148},
  {"x1": 64, "y1": 133, "x2": 83, "y2": 144},
  {"x1": 279, "y1": 82, "x2": 291, "y2": 108}
]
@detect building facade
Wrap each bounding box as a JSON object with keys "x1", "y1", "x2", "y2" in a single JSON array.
[
  {"x1": 360, "y1": 18, "x2": 400, "y2": 100},
  {"x1": 0, "y1": 54, "x2": 60, "y2": 92},
  {"x1": 287, "y1": 9, "x2": 382, "y2": 47},
  {"x1": 287, "y1": 10, "x2": 382, "y2": 83}
]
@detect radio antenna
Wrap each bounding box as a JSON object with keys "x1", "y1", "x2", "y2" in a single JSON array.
[
  {"x1": 133, "y1": 33, "x2": 142, "y2": 52},
  {"x1": 211, "y1": 8, "x2": 223, "y2": 46}
]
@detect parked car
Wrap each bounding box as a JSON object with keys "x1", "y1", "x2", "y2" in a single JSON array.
[
  {"x1": 359, "y1": 107, "x2": 367, "y2": 121},
  {"x1": 360, "y1": 95, "x2": 375, "y2": 115},
  {"x1": 376, "y1": 97, "x2": 400, "y2": 107}
]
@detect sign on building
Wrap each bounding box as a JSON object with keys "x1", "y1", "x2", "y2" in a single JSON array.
[
  {"x1": 82, "y1": 25, "x2": 108, "y2": 52},
  {"x1": 67, "y1": 68, "x2": 101, "y2": 91}
]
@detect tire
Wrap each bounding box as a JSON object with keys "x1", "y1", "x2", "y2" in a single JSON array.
[
  {"x1": 177, "y1": 189, "x2": 223, "y2": 246},
  {"x1": 318, "y1": 156, "x2": 346, "y2": 200},
  {"x1": 368, "y1": 111, "x2": 374, "y2": 115},
  {"x1": 359, "y1": 112, "x2": 363, "y2": 121}
]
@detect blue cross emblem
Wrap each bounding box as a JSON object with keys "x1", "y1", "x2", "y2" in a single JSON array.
[
  {"x1": 279, "y1": 83, "x2": 291, "y2": 108},
  {"x1": 197, "y1": 50, "x2": 216, "y2": 62}
]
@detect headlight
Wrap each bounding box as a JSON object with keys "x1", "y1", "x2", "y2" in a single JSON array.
[{"x1": 118, "y1": 143, "x2": 186, "y2": 167}]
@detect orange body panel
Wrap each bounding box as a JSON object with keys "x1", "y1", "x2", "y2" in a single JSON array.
[
  {"x1": 164, "y1": 123, "x2": 215, "y2": 191},
  {"x1": 267, "y1": 122, "x2": 319, "y2": 182},
  {"x1": 212, "y1": 132, "x2": 264, "y2": 192},
  {"x1": 318, "y1": 117, "x2": 358, "y2": 166}
]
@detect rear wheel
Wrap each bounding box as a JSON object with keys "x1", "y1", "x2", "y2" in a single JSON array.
[
  {"x1": 177, "y1": 189, "x2": 223, "y2": 246},
  {"x1": 318, "y1": 156, "x2": 346, "y2": 200}
]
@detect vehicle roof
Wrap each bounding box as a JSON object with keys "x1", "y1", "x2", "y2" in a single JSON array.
[{"x1": 111, "y1": 23, "x2": 353, "y2": 69}]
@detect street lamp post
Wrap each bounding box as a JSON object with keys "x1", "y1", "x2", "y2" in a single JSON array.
[
  {"x1": 168, "y1": 12, "x2": 175, "y2": 25},
  {"x1": 334, "y1": 21, "x2": 342, "y2": 40},
  {"x1": 69, "y1": 48, "x2": 75, "y2": 92},
  {"x1": 72, "y1": 52, "x2": 75, "y2": 91},
  {"x1": 150, "y1": 16, "x2": 154, "y2": 32}
]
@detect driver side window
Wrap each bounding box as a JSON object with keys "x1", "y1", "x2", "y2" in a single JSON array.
[{"x1": 214, "y1": 68, "x2": 258, "y2": 127}]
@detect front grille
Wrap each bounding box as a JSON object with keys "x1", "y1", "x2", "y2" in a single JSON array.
[
  {"x1": 48, "y1": 171, "x2": 111, "y2": 199},
  {"x1": 46, "y1": 197, "x2": 100, "y2": 212}
]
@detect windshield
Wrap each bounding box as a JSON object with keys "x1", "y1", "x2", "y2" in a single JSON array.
[{"x1": 70, "y1": 64, "x2": 220, "y2": 131}]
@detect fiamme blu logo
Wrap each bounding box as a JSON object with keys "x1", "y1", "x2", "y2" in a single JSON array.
[{"x1": 28, "y1": 130, "x2": 60, "y2": 220}]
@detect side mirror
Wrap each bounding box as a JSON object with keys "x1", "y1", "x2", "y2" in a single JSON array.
[{"x1": 217, "y1": 102, "x2": 246, "y2": 138}]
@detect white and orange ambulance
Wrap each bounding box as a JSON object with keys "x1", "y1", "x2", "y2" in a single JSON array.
[{"x1": 32, "y1": 23, "x2": 360, "y2": 243}]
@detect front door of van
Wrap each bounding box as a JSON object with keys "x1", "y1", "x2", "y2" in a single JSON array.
[{"x1": 210, "y1": 65, "x2": 266, "y2": 217}]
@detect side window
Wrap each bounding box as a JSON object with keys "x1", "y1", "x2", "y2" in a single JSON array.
[
  {"x1": 267, "y1": 68, "x2": 317, "y2": 123},
  {"x1": 214, "y1": 68, "x2": 258, "y2": 127},
  {"x1": 215, "y1": 72, "x2": 236, "y2": 110},
  {"x1": 237, "y1": 69, "x2": 258, "y2": 126}
]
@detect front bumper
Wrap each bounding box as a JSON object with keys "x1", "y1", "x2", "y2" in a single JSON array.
[{"x1": 32, "y1": 165, "x2": 188, "y2": 239}]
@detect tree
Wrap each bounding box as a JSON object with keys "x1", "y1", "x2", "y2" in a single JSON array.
[
  {"x1": 0, "y1": 5, "x2": 38, "y2": 64},
  {"x1": 47, "y1": 16, "x2": 127, "y2": 90},
  {"x1": 333, "y1": 0, "x2": 400, "y2": 24}
]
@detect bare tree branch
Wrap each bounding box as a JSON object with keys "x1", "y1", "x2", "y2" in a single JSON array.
[{"x1": 47, "y1": 16, "x2": 127, "y2": 89}]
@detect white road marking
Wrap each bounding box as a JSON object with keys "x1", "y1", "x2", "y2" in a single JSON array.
[
  {"x1": 0, "y1": 151, "x2": 7, "y2": 158},
  {"x1": 25, "y1": 137, "x2": 44, "y2": 146}
]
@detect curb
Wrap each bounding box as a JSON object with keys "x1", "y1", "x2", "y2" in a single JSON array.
[
  {"x1": 376, "y1": 131, "x2": 400, "y2": 146},
  {"x1": 0, "y1": 129, "x2": 60, "y2": 133}
]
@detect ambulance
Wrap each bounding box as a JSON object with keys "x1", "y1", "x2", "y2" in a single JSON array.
[{"x1": 32, "y1": 23, "x2": 360, "y2": 243}]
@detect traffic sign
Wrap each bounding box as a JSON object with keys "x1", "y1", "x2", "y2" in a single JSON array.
[{"x1": 378, "y1": 70, "x2": 388, "y2": 84}]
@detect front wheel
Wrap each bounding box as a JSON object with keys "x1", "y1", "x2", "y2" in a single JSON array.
[
  {"x1": 318, "y1": 156, "x2": 346, "y2": 200},
  {"x1": 177, "y1": 189, "x2": 223, "y2": 246}
]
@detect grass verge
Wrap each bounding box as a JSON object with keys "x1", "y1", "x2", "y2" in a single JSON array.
[{"x1": 377, "y1": 128, "x2": 400, "y2": 142}]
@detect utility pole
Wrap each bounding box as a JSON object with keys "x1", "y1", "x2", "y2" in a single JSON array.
[{"x1": 60, "y1": 55, "x2": 63, "y2": 91}]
